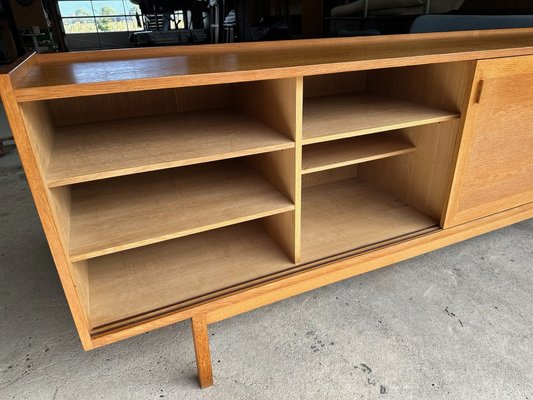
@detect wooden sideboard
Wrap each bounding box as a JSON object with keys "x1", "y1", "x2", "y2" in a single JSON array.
[{"x1": 1, "y1": 28, "x2": 532, "y2": 389}]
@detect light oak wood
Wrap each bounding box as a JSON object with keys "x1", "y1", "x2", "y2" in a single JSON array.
[
  {"x1": 46, "y1": 108, "x2": 294, "y2": 187},
  {"x1": 247, "y1": 149, "x2": 299, "y2": 261},
  {"x1": 302, "y1": 92, "x2": 458, "y2": 144},
  {"x1": 47, "y1": 84, "x2": 231, "y2": 126},
  {"x1": 191, "y1": 315, "x2": 214, "y2": 389},
  {"x1": 235, "y1": 77, "x2": 303, "y2": 262},
  {"x1": 302, "y1": 165, "x2": 358, "y2": 188},
  {"x1": 12, "y1": 29, "x2": 533, "y2": 101},
  {"x1": 87, "y1": 222, "x2": 294, "y2": 328},
  {"x1": 0, "y1": 76, "x2": 93, "y2": 350},
  {"x1": 90, "y1": 202, "x2": 533, "y2": 348},
  {"x1": 359, "y1": 61, "x2": 477, "y2": 221},
  {"x1": 70, "y1": 160, "x2": 295, "y2": 262},
  {"x1": 234, "y1": 78, "x2": 299, "y2": 141},
  {"x1": 444, "y1": 55, "x2": 533, "y2": 227},
  {"x1": 301, "y1": 178, "x2": 437, "y2": 262},
  {"x1": 303, "y1": 71, "x2": 366, "y2": 98},
  {"x1": 2, "y1": 32, "x2": 533, "y2": 382},
  {"x1": 7, "y1": 53, "x2": 38, "y2": 89},
  {"x1": 358, "y1": 123, "x2": 460, "y2": 221},
  {"x1": 71, "y1": 260, "x2": 89, "y2": 322},
  {"x1": 302, "y1": 132, "x2": 415, "y2": 174}
]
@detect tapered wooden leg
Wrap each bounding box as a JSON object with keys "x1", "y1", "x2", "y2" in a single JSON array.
[{"x1": 191, "y1": 314, "x2": 213, "y2": 388}]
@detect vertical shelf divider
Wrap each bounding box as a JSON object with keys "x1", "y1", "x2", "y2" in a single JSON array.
[{"x1": 234, "y1": 77, "x2": 303, "y2": 263}]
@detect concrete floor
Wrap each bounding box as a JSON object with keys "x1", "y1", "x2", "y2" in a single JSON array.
[{"x1": 0, "y1": 146, "x2": 532, "y2": 400}]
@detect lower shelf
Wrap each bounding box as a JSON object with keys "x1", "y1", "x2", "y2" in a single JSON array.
[
  {"x1": 86, "y1": 177, "x2": 439, "y2": 331},
  {"x1": 86, "y1": 221, "x2": 295, "y2": 329},
  {"x1": 301, "y1": 178, "x2": 438, "y2": 263}
]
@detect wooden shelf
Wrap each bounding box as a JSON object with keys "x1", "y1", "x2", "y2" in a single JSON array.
[
  {"x1": 302, "y1": 132, "x2": 416, "y2": 174},
  {"x1": 303, "y1": 92, "x2": 459, "y2": 144},
  {"x1": 301, "y1": 178, "x2": 437, "y2": 263},
  {"x1": 46, "y1": 109, "x2": 294, "y2": 187},
  {"x1": 87, "y1": 222, "x2": 295, "y2": 328},
  {"x1": 69, "y1": 160, "x2": 295, "y2": 262}
]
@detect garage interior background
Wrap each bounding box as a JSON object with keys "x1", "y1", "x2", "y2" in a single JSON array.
[{"x1": 0, "y1": 0, "x2": 532, "y2": 59}]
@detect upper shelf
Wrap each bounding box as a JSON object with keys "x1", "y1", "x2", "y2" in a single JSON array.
[
  {"x1": 46, "y1": 108, "x2": 294, "y2": 187},
  {"x1": 303, "y1": 92, "x2": 459, "y2": 144},
  {"x1": 69, "y1": 160, "x2": 294, "y2": 262},
  {"x1": 9, "y1": 29, "x2": 533, "y2": 101}
]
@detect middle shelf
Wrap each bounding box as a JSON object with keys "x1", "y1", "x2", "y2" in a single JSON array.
[
  {"x1": 69, "y1": 159, "x2": 295, "y2": 262},
  {"x1": 302, "y1": 132, "x2": 416, "y2": 174}
]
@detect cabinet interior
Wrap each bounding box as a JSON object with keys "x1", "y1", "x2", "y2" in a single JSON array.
[{"x1": 18, "y1": 61, "x2": 475, "y2": 332}]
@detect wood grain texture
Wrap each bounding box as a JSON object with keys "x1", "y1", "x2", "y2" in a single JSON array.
[
  {"x1": 234, "y1": 78, "x2": 299, "y2": 140},
  {"x1": 191, "y1": 315, "x2": 213, "y2": 388},
  {"x1": 302, "y1": 165, "x2": 358, "y2": 188},
  {"x1": 90, "y1": 201, "x2": 533, "y2": 348},
  {"x1": 47, "y1": 84, "x2": 231, "y2": 126},
  {"x1": 236, "y1": 77, "x2": 302, "y2": 262},
  {"x1": 301, "y1": 178, "x2": 437, "y2": 263},
  {"x1": 18, "y1": 101, "x2": 73, "y2": 251},
  {"x1": 71, "y1": 260, "x2": 89, "y2": 322},
  {"x1": 302, "y1": 132, "x2": 415, "y2": 174},
  {"x1": 359, "y1": 61, "x2": 477, "y2": 221},
  {"x1": 87, "y1": 222, "x2": 294, "y2": 328},
  {"x1": 0, "y1": 76, "x2": 93, "y2": 350},
  {"x1": 69, "y1": 160, "x2": 295, "y2": 262},
  {"x1": 358, "y1": 123, "x2": 461, "y2": 221},
  {"x1": 302, "y1": 92, "x2": 458, "y2": 144},
  {"x1": 7, "y1": 53, "x2": 38, "y2": 89},
  {"x1": 46, "y1": 108, "x2": 294, "y2": 187},
  {"x1": 303, "y1": 71, "x2": 366, "y2": 98},
  {"x1": 3, "y1": 32, "x2": 533, "y2": 359},
  {"x1": 12, "y1": 28, "x2": 533, "y2": 101},
  {"x1": 444, "y1": 55, "x2": 533, "y2": 227}
]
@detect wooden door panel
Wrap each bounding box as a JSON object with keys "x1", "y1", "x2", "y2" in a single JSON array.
[{"x1": 444, "y1": 56, "x2": 533, "y2": 227}]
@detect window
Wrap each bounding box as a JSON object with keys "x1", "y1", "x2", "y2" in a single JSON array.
[{"x1": 58, "y1": 0, "x2": 142, "y2": 33}]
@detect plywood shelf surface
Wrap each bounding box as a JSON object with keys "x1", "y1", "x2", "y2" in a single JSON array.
[
  {"x1": 46, "y1": 108, "x2": 294, "y2": 187},
  {"x1": 69, "y1": 160, "x2": 295, "y2": 262},
  {"x1": 302, "y1": 132, "x2": 416, "y2": 174},
  {"x1": 303, "y1": 92, "x2": 459, "y2": 144},
  {"x1": 87, "y1": 222, "x2": 295, "y2": 328},
  {"x1": 301, "y1": 178, "x2": 437, "y2": 263},
  {"x1": 11, "y1": 29, "x2": 533, "y2": 101}
]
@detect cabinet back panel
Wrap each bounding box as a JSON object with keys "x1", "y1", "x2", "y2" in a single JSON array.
[
  {"x1": 47, "y1": 84, "x2": 233, "y2": 127},
  {"x1": 303, "y1": 71, "x2": 367, "y2": 98}
]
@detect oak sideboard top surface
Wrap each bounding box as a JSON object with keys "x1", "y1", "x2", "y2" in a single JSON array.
[{"x1": 6, "y1": 28, "x2": 533, "y2": 102}]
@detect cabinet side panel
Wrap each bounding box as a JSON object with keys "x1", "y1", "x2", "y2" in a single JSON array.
[
  {"x1": 18, "y1": 102, "x2": 54, "y2": 171},
  {"x1": 19, "y1": 101, "x2": 72, "y2": 249},
  {"x1": 71, "y1": 260, "x2": 90, "y2": 322},
  {"x1": 0, "y1": 77, "x2": 93, "y2": 349}
]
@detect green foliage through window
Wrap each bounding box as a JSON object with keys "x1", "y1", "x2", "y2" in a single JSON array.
[{"x1": 59, "y1": 0, "x2": 142, "y2": 33}]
